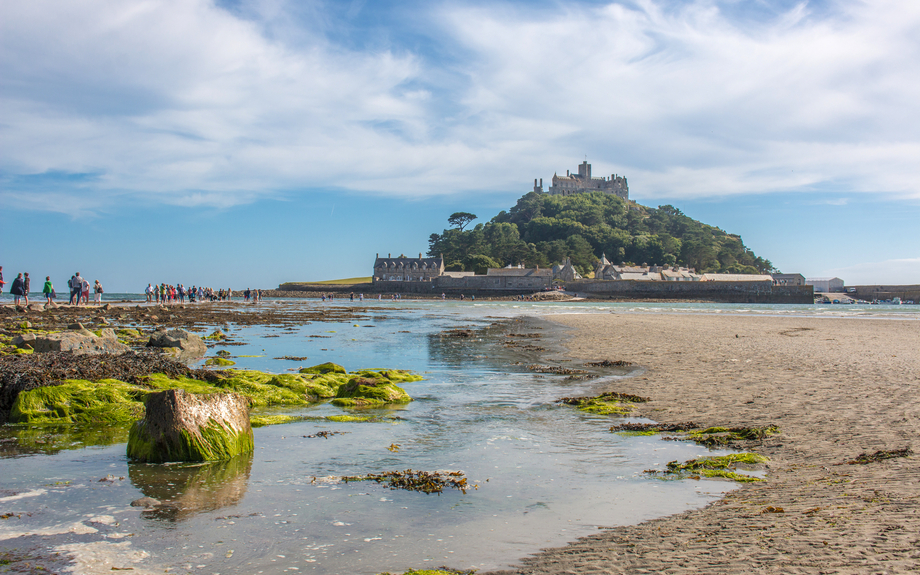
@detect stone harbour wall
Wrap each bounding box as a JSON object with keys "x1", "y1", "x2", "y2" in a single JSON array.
[{"x1": 566, "y1": 280, "x2": 814, "y2": 303}]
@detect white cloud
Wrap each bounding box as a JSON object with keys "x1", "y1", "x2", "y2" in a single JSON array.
[{"x1": 1, "y1": 0, "x2": 919, "y2": 214}]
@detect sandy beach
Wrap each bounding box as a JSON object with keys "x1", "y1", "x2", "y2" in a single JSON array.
[{"x1": 488, "y1": 312, "x2": 920, "y2": 574}]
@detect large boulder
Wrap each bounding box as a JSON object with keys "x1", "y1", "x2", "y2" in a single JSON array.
[
  {"x1": 299, "y1": 362, "x2": 346, "y2": 375},
  {"x1": 127, "y1": 389, "x2": 253, "y2": 463},
  {"x1": 330, "y1": 376, "x2": 412, "y2": 407},
  {"x1": 27, "y1": 328, "x2": 130, "y2": 355},
  {"x1": 147, "y1": 328, "x2": 207, "y2": 360}
]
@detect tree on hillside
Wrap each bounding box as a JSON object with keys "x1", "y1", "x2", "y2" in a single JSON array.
[
  {"x1": 428, "y1": 191, "x2": 773, "y2": 275},
  {"x1": 448, "y1": 212, "x2": 477, "y2": 232}
]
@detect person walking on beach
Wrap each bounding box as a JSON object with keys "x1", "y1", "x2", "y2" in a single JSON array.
[
  {"x1": 10, "y1": 273, "x2": 25, "y2": 305},
  {"x1": 93, "y1": 280, "x2": 103, "y2": 304},
  {"x1": 22, "y1": 272, "x2": 30, "y2": 305},
  {"x1": 43, "y1": 276, "x2": 54, "y2": 304},
  {"x1": 69, "y1": 273, "x2": 82, "y2": 305},
  {"x1": 81, "y1": 276, "x2": 90, "y2": 304}
]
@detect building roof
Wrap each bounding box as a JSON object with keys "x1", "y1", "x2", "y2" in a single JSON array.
[
  {"x1": 619, "y1": 272, "x2": 661, "y2": 281},
  {"x1": 700, "y1": 274, "x2": 773, "y2": 282},
  {"x1": 486, "y1": 268, "x2": 552, "y2": 277}
]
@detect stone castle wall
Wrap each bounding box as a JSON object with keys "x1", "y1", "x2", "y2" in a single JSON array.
[{"x1": 566, "y1": 280, "x2": 814, "y2": 303}]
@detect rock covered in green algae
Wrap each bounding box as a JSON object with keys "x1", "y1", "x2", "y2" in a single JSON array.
[
  {"x1": 331, "y1": 376, "x2": 413, "y2": 407},
  {"x1": 127, "y1": 389, "x2": 253, "y2": 463},
  {"x1": 299, "y1": 362, "x2": 346, "y2": 375},
  {"x1": 204, "y1": 357, "x2": 236, "y2": 366},
  {"x1": 10, "y1": 378, "x2": 147, "y2": 424},
  {"x1": 7, "y1": 361, "x2": 421, "y2": 431}
]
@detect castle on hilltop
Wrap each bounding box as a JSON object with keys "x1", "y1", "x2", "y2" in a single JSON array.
[{"x1": 533, "y1": 160, "x2": 628, "y2": 200}]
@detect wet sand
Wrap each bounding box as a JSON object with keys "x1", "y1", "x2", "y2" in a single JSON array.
[{"x1": 491, "y1": 313, "x2": 920, "y2": 574}]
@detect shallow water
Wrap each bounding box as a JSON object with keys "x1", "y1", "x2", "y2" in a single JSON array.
[{"x1": 1, "y1": 301, "x2": 782, "y2": 573}]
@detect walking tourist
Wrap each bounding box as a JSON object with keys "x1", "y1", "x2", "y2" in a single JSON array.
[
  {"x1": 22, "y1": 272, "x2": 31, "y2": 305},
  {"x1": 93, "y1": 280, "x2": 104, "y2": 304},
  {"x1": 10, "y1": 273, "x2": 25, "y2": 305},
  {"x1": 43, "y1": 276, "x2": 54, "y2": 304},
  {"x1": 69, "y1": 273, "x2": 82, "y2": 305},
  {"x1": 81, "y1": 276, "x2": 90, "y2": 304}
]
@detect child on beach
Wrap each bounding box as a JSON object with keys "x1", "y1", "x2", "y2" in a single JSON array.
[{"x1": 43, "y1": 277, "x2": 54, "y2": 304}]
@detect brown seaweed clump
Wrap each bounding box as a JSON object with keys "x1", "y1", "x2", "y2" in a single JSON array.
[
  {"x1": 844, "y1": 447, "x2": 913, "y2": 465},
  {"x1": 341, "y1": 469, "x2": 471, "y2": 494}
]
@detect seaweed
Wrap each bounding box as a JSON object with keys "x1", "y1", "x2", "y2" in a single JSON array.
[
  {"x1": 585, "y1": 359, "x2": 633, "y2": 367},
  {"x1": 559, "y1": 392, "x2": 649, "y2": 415},
  {"x1": 527, "y1": 364, "x2": 589, "y2": 375},
  {"x1": 610, "y1": 422, "x2": 780, "y2": 448},
  {"x1": 844, "y1": 447, "x2": 912, "y2": 465},
  {"x1": 330, "y1": 377, "x2": 412, "y2": 407},
  {"x1": 646, "y1": 453, "x2": 768, "y2": 483},
  {"x1": 341, "y1": 469, "x2": 471, "y2": 494}
]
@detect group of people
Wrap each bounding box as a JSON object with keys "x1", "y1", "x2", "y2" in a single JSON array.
[
  {"x1": 144, "y1": 284, "x2": 265, "y2": 304},
  {"x1": 0, "y1": 267, "x2": 104, "y2": 306}
]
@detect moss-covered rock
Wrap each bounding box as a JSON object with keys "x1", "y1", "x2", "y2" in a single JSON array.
[
  {"x1": 10, "y1": 379, "x2": 147, "y2": 424},
  {"x1": 299, "y1": 362, "x2": 346, "y2": 375},
  {"x1": 204, "y1": 357, "x2": 236, "y2": 366},
  {"x1": 331, "y1": 377, "x2": 412, "y2": 407},
  {"x1": 127, "y1": 389, "x2": 253, "y2": 463}
]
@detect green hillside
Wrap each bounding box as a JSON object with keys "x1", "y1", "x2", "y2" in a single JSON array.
[{"x1": 427, "y1": 192, "x2": 775, "y2": 276}]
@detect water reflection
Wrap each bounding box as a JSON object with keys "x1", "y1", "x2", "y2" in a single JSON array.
[
  {"x1": 128, "y1": 452, "x2": 253, "y2": 521},
  {"x1": 0, "y1": 423, "x2": 130, "y2": 457}
]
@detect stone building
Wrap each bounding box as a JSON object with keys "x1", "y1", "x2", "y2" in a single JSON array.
[
  {"x1": 593, "y1": 255, "x2": 698, "y2": 281},
  {"x1": 373, "y1": 253, "x2": 444, "y2": 283},
  {"x1": 553, "y1": 257, "x2": 582, "y2": 282},
  {"x1": 533, "y1": 160, "x2": 628, "y2": 200},
  {"x1": 772, "y1": 273, "x2": 806, "y2": 286}
]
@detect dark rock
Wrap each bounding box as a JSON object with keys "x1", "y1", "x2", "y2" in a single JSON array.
[
  {"x1": 30, "y1": 330, "x2": 130, "y2": 355},
  {"x1": 130, "y1": 497, "x2": 161, "y2": 508},
  {"x1": 12, "y1": 333, "x2": 36, "y2": 348},
  {"x1": 127, "y1": 389, "x2": 253, "y2": 463},
  {"x1": 146, "y1": 329, "x2": 207, "y2": 360}
]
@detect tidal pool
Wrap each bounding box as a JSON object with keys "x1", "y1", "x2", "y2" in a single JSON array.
[{"x1": 1, "y1": 301, "x2": 742, "y2": 574}]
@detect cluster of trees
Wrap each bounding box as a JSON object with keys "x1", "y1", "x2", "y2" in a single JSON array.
[{"x1": 427, "y1": 192, "x2": 776, "y2": 276}]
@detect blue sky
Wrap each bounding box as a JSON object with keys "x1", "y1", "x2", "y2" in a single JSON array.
[{"x1": 1, "y1": 0, "x2": 918, "y2": 292}]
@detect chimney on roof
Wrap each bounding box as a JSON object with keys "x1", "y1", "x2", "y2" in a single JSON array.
[
  {"x1": 419, "y1": 252, "x2": 422, "y2": 259},
  {"x1": 388, "y1": 253, "x2": 391, "y2": 258}
]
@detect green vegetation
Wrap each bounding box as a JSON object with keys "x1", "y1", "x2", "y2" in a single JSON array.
[
  {"x1": 648, "y1": 453, "x2": 768, "y2": 483},
  {"x1": 205, "y1": 357, "x2": 236, "y2": 366},
  {"x1": 127, "y1": 418, "x2": 254, "y2": 463},
  {"x1": 331, "y1": 377, "x2": 413, "y2": 407},
  {"x1": 428, "y1": 192, "x2": 775, "y2": 276},
  {"x1": 9, "y1": 364, "x2": 421, "y2": 426},
  {"x1": 559, "y1": 391, "x2": 648, "y2": 415}
]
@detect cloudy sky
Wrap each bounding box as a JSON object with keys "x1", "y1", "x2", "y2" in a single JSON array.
[{"x1": 2, "y1": 0, "x2": 918, "y2": 291}]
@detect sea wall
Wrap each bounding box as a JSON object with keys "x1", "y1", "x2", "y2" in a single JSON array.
[
  {"x1": 566, "y1": 280, "x2": 814, "y2": 303},
  {"x1": 849, "y1": 285, "x2": 920, "y2": 302}
]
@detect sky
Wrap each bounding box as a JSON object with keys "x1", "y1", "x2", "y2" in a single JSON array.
[{"x1": 1, "y1": 0, "x2": 918, "y2": 292}]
